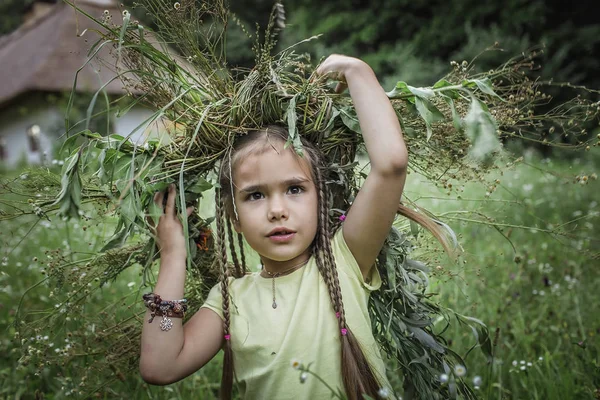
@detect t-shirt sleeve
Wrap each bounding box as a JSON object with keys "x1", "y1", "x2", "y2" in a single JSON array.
[
  {"x1": 200, "y1": 282, "x2": 224, "y2": 320},
  {"x1": 331, "y1": 228, "x2": 382, "y2": 292}
]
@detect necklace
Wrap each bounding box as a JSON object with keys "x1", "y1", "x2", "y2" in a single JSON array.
[{"x1": 262, "y1": 259, "x2": 309, "y2": 309}]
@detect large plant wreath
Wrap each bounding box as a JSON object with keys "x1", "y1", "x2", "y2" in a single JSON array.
[{"x1": 5, "y1": 1, "x2": 599, "y2": 398}]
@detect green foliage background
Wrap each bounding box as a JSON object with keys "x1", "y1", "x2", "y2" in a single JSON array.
[{"x1": 1, "y1": 1, "x2": 599, "y2": 399}]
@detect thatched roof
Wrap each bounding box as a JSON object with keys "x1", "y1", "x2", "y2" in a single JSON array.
[{"x1": 0, "y1": 0, "x2": 128, "y2": 108}]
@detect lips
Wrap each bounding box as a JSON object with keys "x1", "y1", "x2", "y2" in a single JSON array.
[{"x1": 267, "y1": 227, "x2": 296, "y2": 237}]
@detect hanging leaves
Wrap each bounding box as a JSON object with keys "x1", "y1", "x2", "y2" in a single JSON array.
[
  {"x1": 464, "y1": 97, "x2": 501, "y2": 162},
  {"x1": 52, "y1": 148, "x2": 83, "y2": 219}
]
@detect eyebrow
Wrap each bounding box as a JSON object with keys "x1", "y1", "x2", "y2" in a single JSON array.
[{"x1": 238, "y1": 177, "x2": 311, "y2": 194}]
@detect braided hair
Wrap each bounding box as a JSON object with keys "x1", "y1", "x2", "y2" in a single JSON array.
[{"x1": 215, "y1": 125, "x2": 384, "y2": 399}]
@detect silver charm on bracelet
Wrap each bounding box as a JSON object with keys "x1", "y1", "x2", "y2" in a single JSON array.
[{"x1": 160, "y1": 315, "x2": 174, "y2": 331}]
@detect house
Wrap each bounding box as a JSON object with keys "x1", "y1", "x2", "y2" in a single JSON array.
[{"x1": 0, "y1": 0, "x2": 162, "y2": 167}]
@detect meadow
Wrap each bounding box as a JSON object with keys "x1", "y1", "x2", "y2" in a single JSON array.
[{"x1": 1, "y1": 147, "x2": 598, "y2": 399}]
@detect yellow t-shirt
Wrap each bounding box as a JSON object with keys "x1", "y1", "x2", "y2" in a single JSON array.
[{"x1": 201, "y1": 229, "x2": 390, "y2": 399}]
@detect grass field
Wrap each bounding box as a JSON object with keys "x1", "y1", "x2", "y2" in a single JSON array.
[{"x1": 1, "y1": 148, "x2": 598, "y2": 399}]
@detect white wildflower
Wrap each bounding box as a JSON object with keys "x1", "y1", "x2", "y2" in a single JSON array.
[
  {"x1": 290, "y1": 359, "x2": 301, "y2": 370},
  {"x1": 454, "y1": 364, "x2": 466, "y2": 377},
  {"x1": 377, "y1": 387, "x2": 390, "y2": 398},
  {"x1": 439, "y1": 373, "x2": 449, "y2": 383}
]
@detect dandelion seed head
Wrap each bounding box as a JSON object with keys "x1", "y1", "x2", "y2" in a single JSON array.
[
  {"x1": 439, "y1": 373, "x2": 449, "y2": 383},
  {"x1": 377, "y1": 387, "x2": 390, "y2": 398},
  {"x1": 473, "y1": 376, "x2": 482, "y2": 386}
]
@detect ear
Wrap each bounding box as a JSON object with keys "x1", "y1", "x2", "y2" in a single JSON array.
[{"x1": 233, "y1": 218, "x2": 242, "y2": 233}]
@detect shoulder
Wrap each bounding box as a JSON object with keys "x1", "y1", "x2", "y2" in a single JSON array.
[
  {"x1": 331, "y1": 228, "x2": 382, "y2": 292},
  {"x1": 201, "y1": 273, "x2": 257, "y2": 319}
]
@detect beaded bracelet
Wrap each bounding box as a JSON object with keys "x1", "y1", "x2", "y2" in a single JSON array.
[{"x1": 142, "y1": 293, "x2": 188, "y2": 331}]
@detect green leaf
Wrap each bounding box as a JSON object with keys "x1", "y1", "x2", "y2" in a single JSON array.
[
  {"x1": 408, "y1": 348, "x2": 430, "y2": 366},
  {"x1": 386, "y1": 81, "x2": 413, "y2": 101},
  {"x1": 408, "y1": 85, "x2": 434, "y2": 99},
  {"x1": 407, "y1": 326, "x2": 445, "y2": 353},
  {"x1": 414, "y1": 96, "x2": 445, "y2": 140},
  {"x1": 323, "y1": 106, "x2": 340, "y2": 137},
  {"x1": 385, "y1": 256, "x2": 397, "y2": 290},
  {"x1": 441, "y1": 96, "x2": 463, "y2": 133},
  {"x1": 187, "y1": 176, "x2": 213, "y2": 194},
  {"x1": 405, "y1": 258, "x2": 430, "y2": 273},
  {"x1": 285, "y1": 94, "x2": 303, "y2": 155},
  {"x1": 464, "y1": 98, "x2": 501, "y2": 161},
  {"x1": 52, "y1": 148, "x2": 83, "y2": 219},
  {"x1": 463, "y1": 78, "x2": 503, "y2": 100},
  {"x1": 432, "y1": 79, "x2": 453, "y2": 90},
  {"x1": 100, "y1": 226, "x2": 130, "y2": 252},
  {"x1": 339, "y1": 106, "x2": 361, "y2": 134},
  {"x1": 410, "y1": 220, "x2": 420, "y2": 239}
]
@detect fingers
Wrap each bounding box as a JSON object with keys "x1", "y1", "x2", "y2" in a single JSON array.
[
  {"x1": 186, "y1": 205, "x2": 195, "y2": 217},
  {"x1": 153, "y1": 190, "x2": 164, "y2": 208},
  {"x1": 334, "y1": 81, "x2": 348, "y2": 93},
  {"x1": 165, "y1": 184, "x2": 176, "y2": 217}
]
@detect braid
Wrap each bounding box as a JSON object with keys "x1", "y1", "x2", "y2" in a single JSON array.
[
  {"x1": 237, "y1": 232, "x2": 247, "y2": 272},
  {"x1": 216, "y1": 189, "x2": 234, "y2": 400},
  {"x1": 314, "y1": 164, "x2": 382, "y2": 400},
  {"x1": 225, "y1": 218, "x2": 242, "y2": 277},
  {"x1": 314, "y1": 165, "x2": 341, "y2": 314}
]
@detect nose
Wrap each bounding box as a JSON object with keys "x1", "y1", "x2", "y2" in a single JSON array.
[{"x1": 267, "y1": 196, "x2": 289, "y2": 221}]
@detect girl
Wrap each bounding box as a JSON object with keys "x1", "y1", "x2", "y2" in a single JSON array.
[{"x1": 139, "y1": 54, "x2": 408, "y2": 400}]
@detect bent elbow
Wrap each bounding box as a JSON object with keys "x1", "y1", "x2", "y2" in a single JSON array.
[
  {"x1": 140, "y1": 363, "x2": 174, "y2": 386},
  {"x1": 372, "y1": 148, "x2": 408, "y2": 177}
]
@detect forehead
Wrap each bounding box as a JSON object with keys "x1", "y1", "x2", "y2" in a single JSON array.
[{"x1": 233, "y1": 142, "x2": 313, "y2": 188}]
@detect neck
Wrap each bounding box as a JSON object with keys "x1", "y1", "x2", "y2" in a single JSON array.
[{"x1": 260, "y1": 254, "x2": 311, "y2": 278}]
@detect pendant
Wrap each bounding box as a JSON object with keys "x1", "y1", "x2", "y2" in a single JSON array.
[
  {"x1": 160, "y1": 316, "x2": 173, "y2": 331},
  {"x1": 272, "y1": 301, "x2": 277, "y2": 309}
]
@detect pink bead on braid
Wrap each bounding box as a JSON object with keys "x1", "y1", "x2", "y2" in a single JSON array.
[
  {"x1": 224, "y1": 334, "x2": 231, "y2": 341},
  {"x1": 339, "y1": 214, "x2": 346, "y2": 222},
  {"x1": 341, "y1": 328, "x2": 348, "y2": 336},
  {"x1": 335, "y1": 312, "x2": 340, "y2": 319}
]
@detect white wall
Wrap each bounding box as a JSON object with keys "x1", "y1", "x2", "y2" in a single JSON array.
[
  {"x1": 0, "y1": 97, "x2": 166, "y2": 168},
  {"x1": 0, "y1": 103, "x2": 61, "y2": 167}
]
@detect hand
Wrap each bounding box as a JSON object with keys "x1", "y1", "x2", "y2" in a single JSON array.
[
  {"x1": 314, "y1": 54, "x2": 371, "y2": 93},
  {"x1": 151, "y1": 184, "x2": 194, "y2": 257}
]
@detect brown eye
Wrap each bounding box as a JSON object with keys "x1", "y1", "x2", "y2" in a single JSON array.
[
  {"x1": 288, "y1": 186, "x2": 304, "y2": 195},
  {"x1": 248, "y1": 192, "x2": 263, "y2": 201}
]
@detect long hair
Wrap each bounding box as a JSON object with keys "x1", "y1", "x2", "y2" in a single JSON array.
[{"x1": 215, "y1": 125, "x2": 452, "y2": 399}]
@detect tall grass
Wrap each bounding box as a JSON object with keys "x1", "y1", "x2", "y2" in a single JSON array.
[{"x1": 2, "y1": 148, "x2": 598, "y2": 399}]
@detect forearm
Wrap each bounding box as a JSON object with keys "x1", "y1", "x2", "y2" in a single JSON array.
[
  {"x1": 139, "y1": 253, "x2": 187, "y2": 382},
  {"x1": 346, "y1": 64, "x2": 408, "y2": 174}
]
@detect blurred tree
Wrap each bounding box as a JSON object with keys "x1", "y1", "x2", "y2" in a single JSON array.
[
  {"x1": 0, "y1": 0, "x2": 38, "y2": 35},
  {"x1": 278, "y1": 0, "x2": 600, "y2": 90}
]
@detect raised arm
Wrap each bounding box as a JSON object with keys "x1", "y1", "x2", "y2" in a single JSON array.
[
  {"x1": 316, "y1": 55, "x2": 408, "y2": 279},
  {"x1": 139, "y1": 184, "x2": 224, "y2": 384}
]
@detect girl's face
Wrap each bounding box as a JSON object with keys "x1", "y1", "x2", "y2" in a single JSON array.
[{"x1": 232, "y1": 142, "x2": 318, "y2": 270}]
